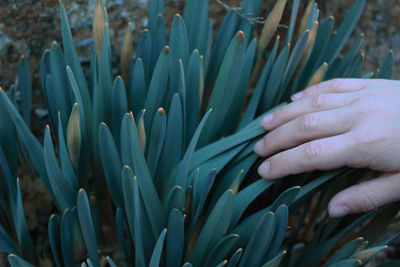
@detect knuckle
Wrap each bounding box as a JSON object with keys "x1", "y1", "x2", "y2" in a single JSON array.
[
  {"x1": 311, "y1": 94, "x2": 327, "y2": 109},
  {"x1": 304, "y1": 141, "x2": 322, "y2": 161},
  {"x1": 354, "y1": 185, "x2": 378, "y2": 211},
  {"x1": 299, "y1": 113, "x2": 318, "y2": 131},
  {"x1": 354, "y1": 129, "x2": 386, "y2": 146},
  {"x1": 328, "y1": 78, "x2": 343, "y2": 90},
  {"x1": 275, "y1": 104, "x2": 289, "y2": 119}
]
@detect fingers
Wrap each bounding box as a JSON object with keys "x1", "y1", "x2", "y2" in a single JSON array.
[
  {"x1": 257, "y1": 133, "x2": 358, "y2": 180},
  {"x1": 261, "y1": 92, "x2": 358, "y2": 131},
  {"x1": 291, "y1": 78, "x2": 391, "y2": 102},
  {"x1": 328, "y1": 173, "x2": 400, "y2": 217},
  {"x1": 255, "y1": 107, "x2": 352, "y2": 157}
]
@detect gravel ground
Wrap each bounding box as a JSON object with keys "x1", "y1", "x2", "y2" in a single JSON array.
[{"x1": 0, "y1": 0, "x2": 399, "y2": 265}]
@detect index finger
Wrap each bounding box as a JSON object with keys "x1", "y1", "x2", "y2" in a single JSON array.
[{"x1": 291, "y1": 78, "x2": 391, "y2": 101}]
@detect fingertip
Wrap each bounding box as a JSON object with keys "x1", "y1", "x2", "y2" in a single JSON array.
[
  {"x1": 291, "y1": 91, "x2": 304, "y2": 101},
  {"x1": 253, "y1": 139, "x2": 265, "y2": 155},
  {"x1": 328, "y1": 204, "x2": 350, "y2": 218},
  {"x1": 258, "y1": 161, "x2": 271, "y2": 178},
  {"x1": 261, "y1": 114, "x2": 274, "y2": 128}
]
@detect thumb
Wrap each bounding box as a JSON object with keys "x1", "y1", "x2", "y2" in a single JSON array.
[{"x1": 328, "y1": 173, "x2": 400, "y2": 218}]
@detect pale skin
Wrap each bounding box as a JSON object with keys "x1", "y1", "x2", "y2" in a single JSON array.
[{"x1": 254, "y1": 78, "x2": 400, "y2": 218}]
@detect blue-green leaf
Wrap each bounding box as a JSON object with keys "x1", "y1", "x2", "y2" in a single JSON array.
[
  {"x1": 189, "y1": 190, "x2": 234, "y2": 266},
  {"x1": 44, "y1": 126, "x2": 76, "y2": 211},
  {"x1": 17, "y1": 56, "x2": 32, "y2": 125},
  {"x1": 48, "y1": 214, "x2": 62, "y2": 267},
  {"x1": 8, "y1": 254, "x2": 34, "y2": 267},
  {"x1": 111, "y1": 76, "x2": 128, "y2": 146},
  {"x1": 146, "y1": 108, "x2": 166, "y2": 178},
  {"x1": 77, "y1": 189, "x2": 100, "y2": 267},
  {"x1": 120, "y1": 113, "x2": 163, "y2": 238},
  {"x1": 122, "y1": 166, "x2": 146, "y2": 267},
  {"x1": 149, "y1": 229, "x2": 167, "y2": 267},
  {"x1": 128, "y1": 59, "x2": 147, "y2": 117},
  {"x1": 98, "y1": 123, "x2": 123, "y2": 207},
  {"x1": 239, "y1": 211, "x2": 275, "y2": 267},
  {"x1": 166, "y1": 209, "x2": 184, "y2": 267}
]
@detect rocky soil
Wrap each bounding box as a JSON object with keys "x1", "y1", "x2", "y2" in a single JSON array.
[{"x1": 0, "y1": 0, "x2": 399, "y2": 265}]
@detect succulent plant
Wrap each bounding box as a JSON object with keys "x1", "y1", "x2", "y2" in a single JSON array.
[{"x1": 0, "y1": 0, "x2": 398, "y2": 266}]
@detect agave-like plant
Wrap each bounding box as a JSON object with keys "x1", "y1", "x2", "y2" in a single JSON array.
[{"x1": 0, "y1": 0, "x2": 398, "y2": 266}]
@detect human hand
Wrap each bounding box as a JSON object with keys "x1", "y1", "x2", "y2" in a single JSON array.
[{"x1": 253, "y1": 78, "x2": 400, "y2": 217}]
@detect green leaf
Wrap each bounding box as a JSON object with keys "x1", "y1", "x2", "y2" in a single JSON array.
[
  {"x1": 122, "y1": 166, "x2": 146, "y2": 267},
  {"x1": 60, "y1": 208, "x2": 77, "y2": 267},
  {"x1": 230, "y1": 179, "x2": 274, "y2": 228},
  {"x1": 146, "y1": 108, "x2": 166, "y2": 178},
  {"x1": 280, "y1": 30, "x2": 310, "y2": 92},
  {"x1": 205, "y1": 11, "x2": 238, "y2": 87},
  {"x1": 59, "y1": 1, "x2": 92, "y2": 131},
  {"x1": 166, "y1": 209, "x2": 184, "y2": 267},
  {"x1": 327, "y1": 259, "x2": 362, "y2": 267},
  {"x1": 200, "y1": 31, "x2": 246, "y2": 145},
  {"x1": 351, "y1": 246, "x2": 387, "y2": 264},
  {"x1": 262, "y1": 250, "x2": 287, "y2": 267},
  {"x1": 149, "y1": 14, "x2": 167, "y2": 70},
  {"x1": 226, "y1": 248, "x2": 243, "y2": 267},
  {"x1": 239, "y1": 37, "x2": 280, "y2": 128},
  {"x1": 283, "y1": 0, "x2": 300, "y2": 44},
  {"x1": 66, "y1": 67, "x2": 89, "y2": 187},
  {"x1": 259, "y1": 43, "x2": 290, "y2": 112},
  {"x1": 144, "y1": 46, "x2": 170, "y2": 130},
  {"x1": 0, "y1": 224, "x2": 17, "y2": 254},
  {"x1": 263, "y1": 205, "x2": 289, "y2": 262},
  {"x1": 377, "y1": 51, "x2": 394, "y2": 79},
  {"x1": 77, "y1": 189, "x2": 100, "y2": 267},
  {"x1": 111, "y1": 76, "x2": 128, "y2": 146},
  {"x1": 17, "y1": 56, "x2": 32, "y2": 125},
  {"x1": 324, "y1": 0, "x2": 366, "y2": 65},
  {"x1": 8, "y1": 254, "x2": 34, "y2": 267},
  {"x1": 14, "y1": 179, "x2": 35, "y2": 263},
  {"x1": 185, "y1": 50, "x2": 201, "y2": 144},
  {"x1": 336, "y1": 35, "x2": 364, "y2": 77},
  {"x1": 49, "y1": 41, "x2": 72, "y2": 130},
  {"x1": 136, "y1": 30, "x2": 152, "y2": 84},
  {"x1": 149, "y1": 229, "x2": 167, "y2": 267},
  {"x1": 148, "y1": 0, "x2": 164, "y2": 33},
  {"x1": 169, "y1": 14, "x2": 189, "y2": 91},
  {"x1": 44, "y1": 126, "x2": 76, "y2": 211},
  {"x1": 158, "y1": 94, "x2": 183, "y2": 189},
  {"x1": 106, "y1": 256, "x2": 118, "y2": 267},
  {"x1": 323, "y1": 237, "x2": 365, "y2": 266},
  {"x1": 120, "y1": 113, "x2": 163, "y2": 238},
  {"x1": 189, "y1": 190, "x2": 234, "y2": 266},
  {"x1": 128, "y1": 59, "x2": 147, "y2": 117},
  {"x1": 204, "y1": 234, "x2": 240, "y2": 267},
  {"x1": 57, "y1": 113, "x2": 78, "y2": 191},
  {"x1": 0, "y1": 89, "x2": 52, "y2": 195},
  {"x1": 98, "y1": 123, "x2": 123, "y2": 207},
  {"x1": 223, "y1": 38, "x2": 257, "y2": 135},
  {"x1": 164, "y1": 186, "x2": 185, "y2": 222},
  {"x1": 170, "y1": 109, "x2": 212, "y2": 194},
  {"x1": 183, "y1": 0, "x2": 211, "y2": 54},
  {"x1": 239, "y1": 211, "x2": 276, "y2": 267},
  {"x1": 48, "y1": 214, "x2": 62, "y2": 267}
]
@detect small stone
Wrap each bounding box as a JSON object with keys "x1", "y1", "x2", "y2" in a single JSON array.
[{"x1": 0, "y1": 31, "x2": 11, "y2": 57}]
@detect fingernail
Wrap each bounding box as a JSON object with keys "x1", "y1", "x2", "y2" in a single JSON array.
[
  {"x1": 291, "y1": 92, "x2": 303, "y2": 101},
  {"x1": 329, "y1": 205, "x2": 350, "y2": 217},
  {"x1": 253, "y1": 140, "x2": 264, "y2": 154},
  {"x1": 258, "y1": 161, "x2": 270, "y2": 177},
  {"x1": 262, "y1": 114, "x2": 274, "y2": 126}
]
